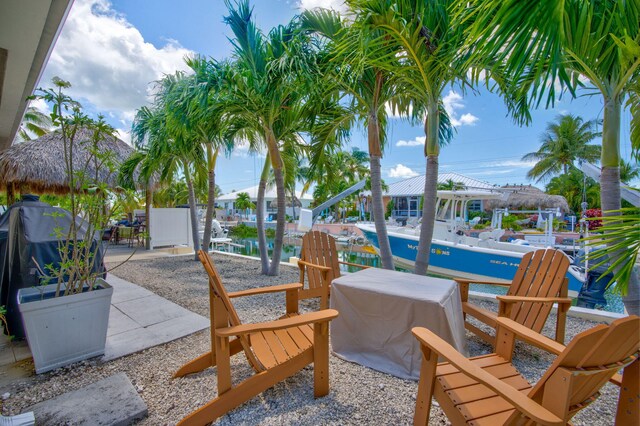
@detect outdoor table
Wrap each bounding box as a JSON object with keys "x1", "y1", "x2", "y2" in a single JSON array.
[{"x1": 330, "y1": 268, "x2": 467, "y2": 380}]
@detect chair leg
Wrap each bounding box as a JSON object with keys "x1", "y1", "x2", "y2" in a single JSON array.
[
  {"x1": 177, "y1": 353, "x2": 312, "y2": 426},
  {"x1": 414, "y1": 346, "x2": 438, "y2": 426},
  {"x1": 173, "y1": 339, "x2": 243, "y2": 378},
  {"x1": 313, "y1": 321, "x2": 330, "y2": 397},
  {"x1": 616, "y1": 357, "x2": 639, "y2": 426}
]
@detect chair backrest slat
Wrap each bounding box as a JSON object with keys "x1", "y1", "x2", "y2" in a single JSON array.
[
  {"x1": 300, "y1": 231, "x2": 341, "y2": 295},
  {"x1": 197, "y1": 250, "x2": 264, "y2": 371},
  {"x1": 508, "y1": 249, "x2": 570, "y2": 332},
  {"x1": 527, "y1": 316, "x2": 640, "y2": 419}
]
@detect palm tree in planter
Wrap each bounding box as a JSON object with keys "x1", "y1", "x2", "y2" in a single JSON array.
[
  {"x1": 522, "y1": 114, "x2": 601, "y2": 182},
  {"x1": 234, "y1": 192, "x2": 255, "y2": 219},
  {"x1": 16, "y1": 78, "x2": 118, "y2": 373}
]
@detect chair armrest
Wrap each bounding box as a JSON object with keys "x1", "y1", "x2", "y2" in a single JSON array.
[
  {"x1": 494, "y1": 317, "x2": 565, "y2": 356},
  {"x1": 216, "y1": 309, "x2": 339, "y2": 337},
  {"x1": 412, "y1": 327, "x2": 564, "y2": 426},
  {"x1": 454, "y1": 278, "x2": 511, "y2": 287},
  {"x1": 228, "y1": 283, "x2": 302, "y2": 298},
  {"x1": 338, "y1": 261, "x2": 370, "y2": 269},
  {"x1": 609, "y1": 373, "x2": 623, "y2": 387},
  {"x1": 497, "y1": 296, "x2": 572, "y2": 305},
  {"x1": 297, "y1": 259, "x2": 332, "y2": 273}
]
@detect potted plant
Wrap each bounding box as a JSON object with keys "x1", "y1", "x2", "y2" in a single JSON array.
[{"x1": 16, "y1": 78, "x2": 119, "y2": 373}]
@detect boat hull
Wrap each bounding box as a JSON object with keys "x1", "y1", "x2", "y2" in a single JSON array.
[{"x1": 358, "y1": 224, "x2": 584, "y2": 295}]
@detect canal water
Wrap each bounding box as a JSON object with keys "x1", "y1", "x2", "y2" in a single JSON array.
[
  {"x1": 218, "y1": 236, "x2": 624, "y2": 314},
  {"x1": 218, "y1": 236, "x2": 382, "y2": 272}
]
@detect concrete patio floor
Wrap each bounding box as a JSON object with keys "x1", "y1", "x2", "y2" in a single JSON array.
[{"x1": 0, "y1": 272, "x2": 209, "y2": 372}]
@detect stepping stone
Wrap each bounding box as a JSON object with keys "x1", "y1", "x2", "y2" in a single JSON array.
[{"x1": 27, "y1": 373, "x2": 147, "y2": 425}]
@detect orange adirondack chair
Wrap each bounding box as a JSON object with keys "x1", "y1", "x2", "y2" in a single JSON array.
[
  {"x1": 297, "y1": 230, "x2": 369, "y2": 309},
  {"x1": 455, "y1": 248, "x2": 571, "y2": 344},
  {"x1": 173, "y1": 250, "x2": 339, "y2": 426},
  {"x1": 413, "y1": 315, "x2": 639, "y2": 426}
]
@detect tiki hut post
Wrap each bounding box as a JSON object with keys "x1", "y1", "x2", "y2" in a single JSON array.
[
  {"x1": 145, "y1": 185, "x2": 152, "y2": 250},
  {"x1": 6, "y1": 183, "x2": 15, "y2": 206}
]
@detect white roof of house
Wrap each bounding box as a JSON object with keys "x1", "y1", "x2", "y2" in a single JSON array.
[
  {"x1": 218, "y1": 185, "x2": 313, "y2": 202},
  {"x1": 382, "y1": 172, "x2": 497, "y2": 196}
]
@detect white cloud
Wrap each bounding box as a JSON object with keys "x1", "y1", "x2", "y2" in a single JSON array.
[
  {"x1": 388, "y1": 164, "x2": 419, "y2": 178},
  {"x1": 458, "y1": 113, "x2": 479, "y2": 126},
  {"x1": 298, "y1": 0, "x2": 347, "y2": 12},
  {"x1": 396, "y1": 136, "x2": 425, "y2": 147},
  {"x1": 28, "y1": 98, "x2": 51, "y2": 115},
  {"x1": 115, "y1": 128, "x2": 132, "y2": 145},
  {"x1": 442, "y1": 90, "x2": 479, "y2": 127},
  {"x1": 41, "y1": 0, "x2": 193, "y2": 127}
]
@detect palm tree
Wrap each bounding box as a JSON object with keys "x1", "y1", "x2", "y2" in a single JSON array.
[
  {"x1": 463, "y1": 0, "x2": 638, "y2": 212},
  {"x1": 620, "y1": 159, "x2": 639, "y2": 185},
  {"x1": 300, "y1": 7, "x2": 403, "y2": 270},
  {"x1": 461, "y1": 0, "x2": 639, "y2": 303},
  {"x1": 168, "y1": 56, "x2": 230, "y2": 254},
  {"x1": 345, "y1": 0, "x2": 489, "y2": 275},
  {"x1": 127, "y1": 74, "x2": 206, "y2": 261},
  {"x1": 522, "y1": 114, "x2": 601, "y2": 182},
  {"x1": 234, "y1": 192, "x2": 254, "y2": 219},
  {"x1": 15, "y1": 106, "x2": 52, "y2": 142},
  {"x1": 545, "y1": 167, "x2": 600, "y2": 213},
  {"x1": 221, "y1": 1, "x2": 318, "y2": 275}
]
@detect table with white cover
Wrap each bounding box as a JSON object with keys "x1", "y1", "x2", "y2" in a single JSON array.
[{"x1": 330, "y1": 267, "x2": 466, "y2": 380}]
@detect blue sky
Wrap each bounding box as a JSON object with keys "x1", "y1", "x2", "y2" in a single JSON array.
[{"x1": 37, "y1": 0, "x2": 636, "y2": 194}]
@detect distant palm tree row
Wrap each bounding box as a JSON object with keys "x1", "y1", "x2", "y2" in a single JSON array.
[{"x1": 118, "y1": 0, "x2": 637, "y2": 277}]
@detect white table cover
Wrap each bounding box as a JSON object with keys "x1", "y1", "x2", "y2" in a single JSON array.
[{"x1": 330, "y1": 268, "x2": 467, "y2": 380}]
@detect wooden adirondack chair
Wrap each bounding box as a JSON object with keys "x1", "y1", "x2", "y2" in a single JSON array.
[
  {"x1": 173, "y1": 250, "x2": 339, "y2": 426},
  {"x1": 412, "y1": 315, "x2": 640, "y2": 426},
  {"x1": 455, "y1": 248, "x2": 571, "y2": 345},
  {"x1": 297, "y1": 230, "x2": 369, "y2": 309}
]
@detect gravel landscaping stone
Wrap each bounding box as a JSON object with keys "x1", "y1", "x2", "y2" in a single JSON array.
[{"x1": 1, "y1": 253, "x2": 621, "y2": 425}]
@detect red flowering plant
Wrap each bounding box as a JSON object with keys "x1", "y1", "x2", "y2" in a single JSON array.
[{"x1": 584, "y1": 208, "x2": 602, "y2": 230}]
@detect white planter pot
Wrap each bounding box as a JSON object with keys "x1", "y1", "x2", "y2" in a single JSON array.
[{"x1": 17, "y1": 278, "x2": 113, "y2": 374}]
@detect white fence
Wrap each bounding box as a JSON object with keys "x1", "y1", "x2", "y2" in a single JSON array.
[{"x1": 149, "y1": 207, "x2": 193, "y2": 249}]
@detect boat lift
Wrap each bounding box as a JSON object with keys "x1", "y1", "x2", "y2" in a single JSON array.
[{"x1": 298, "y1": 180, "x2": 367, "y2": 231}]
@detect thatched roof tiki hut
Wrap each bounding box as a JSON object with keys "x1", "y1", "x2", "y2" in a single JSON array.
[
  {"x1": 0, "y1": 127, "x2": 136, "y2": 198},
  {"x1": 485, "y1": 185, "x2": 571, "y2": 213},
  {"x1": 0, "y1": 128, "x2": 154, "y2": 249}
]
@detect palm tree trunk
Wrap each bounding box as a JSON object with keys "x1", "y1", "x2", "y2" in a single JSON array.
[
  {"x1": 600, "y1": 97, "x2": 622, "y2": 213},
  {"x1": 184, "y1": 166, "x2": 201, "y2": 261},
  {"x1": 268, "y1": 162, "x2": 286, "y2": 276},
  {"x1": 256, "y1": 155, "x2": 271, "y2": 274},
  {"x1": 201, "y1": 145, "x2": 219, "y2": 253},
  {"x1": 415, "y1": 102, "x2": 440, "y2": 275},
  {"x1": 266, "y1": 130, "x2": 286, "y2": 276},
  {"x1": 370, "y1": 155, "x2": 394, "y2": 270}
]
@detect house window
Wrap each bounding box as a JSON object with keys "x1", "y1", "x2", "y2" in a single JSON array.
[{"x1": 467, "y1": 200, "x2": 482, "y2": 212}]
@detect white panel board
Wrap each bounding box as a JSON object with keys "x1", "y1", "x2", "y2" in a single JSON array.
[{"x1": 149, "y1": 208, "x2": 192, "y2": 249}]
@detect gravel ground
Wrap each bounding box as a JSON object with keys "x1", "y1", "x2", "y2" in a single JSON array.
[{"x1": 1, "y1": 253, "x2": 621, "y2": 425}]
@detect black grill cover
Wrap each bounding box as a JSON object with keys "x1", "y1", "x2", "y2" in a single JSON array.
[{"x1": 0, "y1": 197, "x2": 105, "y2": 339}]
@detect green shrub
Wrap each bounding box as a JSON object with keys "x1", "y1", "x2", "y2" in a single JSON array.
[{"x1": 229, "y1": 223, "x2": 257, "y2": 238}]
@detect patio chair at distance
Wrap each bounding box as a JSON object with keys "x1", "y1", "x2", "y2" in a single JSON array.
[{"x1": 297, "y1": 230, "x2": 369, "y2": 309}]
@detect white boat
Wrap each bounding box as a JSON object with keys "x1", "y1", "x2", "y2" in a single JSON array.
[{"x1": 357, "y1": 190, "x2": 586, "y2": 296}]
